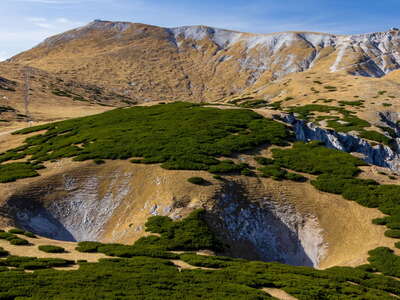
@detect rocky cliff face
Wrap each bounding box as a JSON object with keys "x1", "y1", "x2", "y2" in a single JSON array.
[
  {"x1": 10, "y1": 20, "x2": 400, "y2": 102},
  {"x1": 1, "y1": 162, "x2": 218, "y2": 243},
  {"x1": 283, "y1": 114, "x2": 400, "y2": 173},
  {"x1": 4, "y1": 167, "x2": 133, "y2": 242},
  {"x1": 1, "y1": 160, "x2": 392, "y2": 268},
  {"x1": 1, "y1": 159, "x2": 329, "y2": 267},
  {"x1": 207, "y1": 181, "x2": 327, "y2": 267},
  {"x1": 11, "y1": 173, "x2": 132, "y2": 242},
  {"x1": 4, "y1": 169, "x2": 328, "y2": 267}
]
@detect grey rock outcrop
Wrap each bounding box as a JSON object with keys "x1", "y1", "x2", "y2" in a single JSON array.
[
  {"x1": 209, "y1": 182, "x2": 327, "y2": 267},
  {"x1": 283, "y1": 114, "x2": 400, "y2": 173}
]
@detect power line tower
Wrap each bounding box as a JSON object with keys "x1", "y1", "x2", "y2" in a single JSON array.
[{"x1": 23, "y1": 67, "x2": 32, "y2": 126}]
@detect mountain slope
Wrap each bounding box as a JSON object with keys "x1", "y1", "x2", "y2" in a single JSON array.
[
  {"x1": 2, "y1": 21, "x2": 400, "y2": 298},
  {"x1": 0, "y1": 103, "x2": 398, "y2": 268},
  {"x1": 0, "y1": 103, "x2": 399, "y2": 300},
  {"x1": 0, "y1": 62, "x2": 137, "y2": 130},
  {"x1": 10, "y1": 20, "x2": 400, "y2": 103}
]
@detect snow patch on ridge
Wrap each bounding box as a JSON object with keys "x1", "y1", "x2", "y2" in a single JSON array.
[
  {"x1": 299, "y1": 32, "x2": 336, "y2": 48},
  {"x1": 245, "y1": 33, "x2": 296, "y2": 52},
  {"x1": 330, "y1": 43, "x2": 348, "y2": 72},
  {"x1": 169, "y1": 26, "x2": 242, "y2": 48},
  {"x1": 169, "y1": 26, "x2": 400, "y2": 77},
  {"x1": 23, "y1": 22, "x2": 400, "y2": 83}
]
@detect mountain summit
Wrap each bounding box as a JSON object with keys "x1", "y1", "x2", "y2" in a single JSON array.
[{"x1": 10, "y1": 20, "x2": 400, "y2": 102}]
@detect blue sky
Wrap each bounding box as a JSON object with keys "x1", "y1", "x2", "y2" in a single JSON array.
[{"x1": 0, "y1": 0, "x2": 399, "y2": 60}]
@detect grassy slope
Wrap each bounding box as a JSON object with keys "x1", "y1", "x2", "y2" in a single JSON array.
[
  {"x1": 228, "y1": 69, "x2": 400, "y2": 148},
  {"x1": 0, "y1": 62, "x2": 135, "y2": 124},
  {"x1": 286, "y1": 104, "x2": 392, "y2": 145},
  {"x1": 0, "y1": 103, "x2": 400, "y2": 298},
  {"x1": 272, "y1": 142, "x2": 400, "y2": 238},
  {"x1": 0, "y1": 210, "x2": 399, "y2": 299},
  {"x1": 0, "y1": 102, "x2": 290, "y2": 182}
]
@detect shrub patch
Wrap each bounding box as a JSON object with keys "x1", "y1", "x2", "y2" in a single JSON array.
[{"x1": 0, "y1": 103, "x2": 290, "y2": 182}]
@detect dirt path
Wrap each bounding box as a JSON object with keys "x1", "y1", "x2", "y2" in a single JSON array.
[
  {"x1": 170, "y1": 260, "x2": 218, "y2": 271},
  {"x1": 262, "y1": 288, "x2": 298, "y2": 300},
  {"x1": 0, "y1": 234, "x2": 108, "y2": 263}
]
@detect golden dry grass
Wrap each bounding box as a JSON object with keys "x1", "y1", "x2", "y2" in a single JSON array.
[
  {"x1": 0, "y1": 62, "x2": 123, "y2": 126},
  {"x1": 262, "y1": 288, "x2": 298, "y2": 300},
  {"x1": 0, "y1": 232, "x2": 108, "y2": 263},
  {"x1": 0, "y1": 99, "x2": 398, "y2": 270}
]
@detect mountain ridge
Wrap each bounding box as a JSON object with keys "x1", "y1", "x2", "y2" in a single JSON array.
[
  {"x1": 27, "y1": 20, "x2": 400, "y2": 49},
  {"x1": 16, "y1": 20, "x2": 400, "y2": 73},
  {"x1": 8, "y1": 20, "x2": 400, "y2": 105}
]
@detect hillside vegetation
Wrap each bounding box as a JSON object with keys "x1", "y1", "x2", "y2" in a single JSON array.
[
  {"x1": 0, "y1": 210, "x2": 399, "y2": 299},
  {"x1": 0, "y1": 63, "x2": 133, "y2": 125},
  {"x1": 1, "y1": 103, "x2": 400, "y2": 298},
  {"x1": 4, "y1": 19, "x2": 400, "y2": 299},
  {"x1": 272, "y1": 141, "x2": 400, "y2": 246},
  {"x1": 0, "y1": 102, "x2": 290, "y2": 182},
  {"x1": 287, "y1": 104, "x2": 392, "y2": 145}
]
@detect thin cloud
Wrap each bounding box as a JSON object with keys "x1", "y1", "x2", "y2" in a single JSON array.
[
  {"x1": 27, "y1": 17, "x2": 47, "y2": 22},
  {"x1": 0, "y1": 51, "x2": 9, "y2": 62},
  {"x1": 0, "y1": 16, "x2": 84, "y2": 58},
  {"x1": 26, "y1": 16, "x2": 83, "y2": 29},
  {"x1": 0, "y1": 0, "x2": 398, "y2": 59},
  {"x1": 56, "y1": 17, "x2": 71, "y2": 23},
  {"x1": 14, "y1": 0, "x2": 85, "y2": 3}
]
